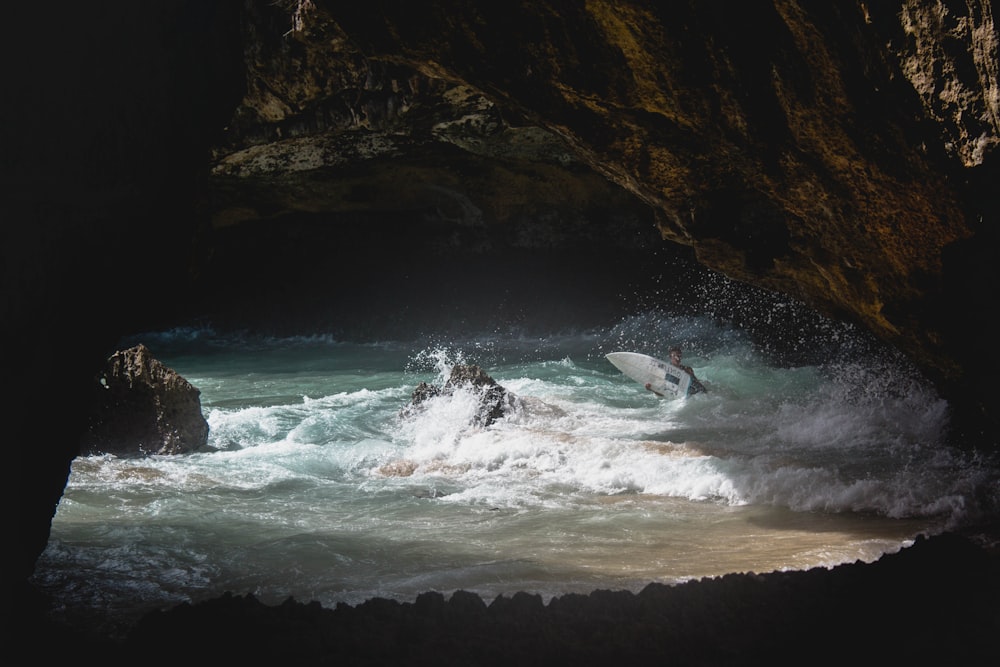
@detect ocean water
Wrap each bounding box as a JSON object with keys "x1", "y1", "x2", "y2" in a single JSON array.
[{"x1": 32, "y1": 304, "x2": 991, "y2": 638}]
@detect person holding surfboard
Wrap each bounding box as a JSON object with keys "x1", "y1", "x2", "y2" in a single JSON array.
[
  {"x1": 605, "y1": 347, "x2": 705, "y2": 399},
  {"x1": 645, "y1": 345, "x2": 706, "y2": 396}
]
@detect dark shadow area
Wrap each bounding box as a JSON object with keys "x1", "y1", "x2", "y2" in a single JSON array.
[
  {"x1": 15, "y1": 532, "x2": 1000, "y2": 665},
  {"x1": 177, "y1": 209, "x2": 675, "y2": 339}
]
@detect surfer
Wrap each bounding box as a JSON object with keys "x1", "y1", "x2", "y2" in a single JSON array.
[{"x1": 645, "y1": 345, "x2": 706, "y2": 395}]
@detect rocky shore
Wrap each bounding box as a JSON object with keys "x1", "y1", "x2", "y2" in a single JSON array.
[{"x1": 17, "y1": 529, "x2": 1000, "y2": 666}]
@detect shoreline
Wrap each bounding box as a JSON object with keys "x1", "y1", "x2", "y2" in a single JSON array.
[{"x1": 16, "y1": 527, "x2": 1000, "y2": 665}]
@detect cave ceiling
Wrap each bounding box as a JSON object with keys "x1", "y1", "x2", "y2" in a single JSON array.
[{"x1": 203, "y1": 0, "x2": 999, "y2": 419}]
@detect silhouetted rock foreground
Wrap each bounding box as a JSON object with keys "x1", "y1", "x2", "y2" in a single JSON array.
[
  {"x1": 22, "y1": 531, "x2": 1000, "y2": 666},
  {"x1": 404, "y1": 363, "x2": 519, "y2": 427}
]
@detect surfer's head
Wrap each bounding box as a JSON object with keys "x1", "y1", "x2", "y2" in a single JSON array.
[{"x1": 669, "y1": 346, "x2": 682, "y2": 364}]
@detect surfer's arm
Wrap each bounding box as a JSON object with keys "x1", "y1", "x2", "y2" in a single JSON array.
[
  {"x1": 644, "y1": 382, "x2": 665, "y2": 397},
  {"x1": 682, "y1": 365, "x2": 708, "y2": 394}
]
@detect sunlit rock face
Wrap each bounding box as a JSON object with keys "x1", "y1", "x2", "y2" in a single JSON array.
[{"x1": 206, "y1": 0, "x2": 999, "y2": 434}]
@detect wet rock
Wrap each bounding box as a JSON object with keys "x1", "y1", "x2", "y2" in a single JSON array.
[
  {"x1": 80, "y1": 344, "x2": 209, "y2": 456},
  {"x1": 404, "y1": 363, "x2": 518, "y2": 426}
]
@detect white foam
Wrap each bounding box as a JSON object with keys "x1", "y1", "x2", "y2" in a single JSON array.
[{"x1": 44, "y1": 318, "x2": 994, "y2": 632}]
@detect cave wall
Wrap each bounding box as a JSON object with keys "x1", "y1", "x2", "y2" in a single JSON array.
[
  {"x1": 305, "y1": 0, "x2": 998, "y2": 409},
  {"x1": 4, "y1": 0, "x2": 247, "y2": 593},
  {"x1": 205, "y1": 0, "x2": 999, "y2": 433}
]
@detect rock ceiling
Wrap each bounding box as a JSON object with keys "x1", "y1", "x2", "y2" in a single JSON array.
[{"x1": 205, "y1": 1, "x2": 999, "y2": 435}]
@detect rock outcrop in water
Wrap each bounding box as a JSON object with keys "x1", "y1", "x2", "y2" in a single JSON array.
[
  {"x1": 80, "y1": 344, "x2": 209, "y2": 456},
  {"x1": 404, "y1": 363, "x2": 518, "y2": 427}
]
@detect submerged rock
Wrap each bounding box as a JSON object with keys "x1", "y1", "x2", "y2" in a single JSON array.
[{"x1": 404, "y1": 363, "x2": 518, "y2": 427}]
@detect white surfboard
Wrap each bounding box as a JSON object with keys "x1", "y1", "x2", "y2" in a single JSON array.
[{"x1": 606, "y1": 351, "x2": 691, "y2": 399}]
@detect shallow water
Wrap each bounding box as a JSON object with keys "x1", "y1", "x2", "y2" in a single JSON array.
[{"x1": 32, "y1": 311, "x2": 989, "y2": 636}]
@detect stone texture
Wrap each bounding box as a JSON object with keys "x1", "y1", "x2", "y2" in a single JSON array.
[
  {"x1": 404, "y1": 363, "x2": 518, "y2": 427},
  {"x1": 80, "y1": 344, "x2": 209, "y2": 456},
  {"x1": 204, "y1": 0, "x2": 999, "y2": 436}
]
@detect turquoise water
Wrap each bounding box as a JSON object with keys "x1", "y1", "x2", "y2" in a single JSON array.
[{"x1": 32, "y1": 310, "x2": 989, "y2": 637}]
